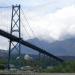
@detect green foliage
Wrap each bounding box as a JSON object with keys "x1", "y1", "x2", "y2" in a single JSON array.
[
  {"x1": 0, "y1": 64, "x2": 5, "y2": 69},
  {"x1": 0, "y1": 59, "x2": 7, "y2": 70},
  {"x1": 43, "y1": 61, "x2": 75, "y2": 73}
]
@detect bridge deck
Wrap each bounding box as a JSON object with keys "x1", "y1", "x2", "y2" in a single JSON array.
[{"x1": 0, "y1": 29, "x2": 63, "y2": 62}]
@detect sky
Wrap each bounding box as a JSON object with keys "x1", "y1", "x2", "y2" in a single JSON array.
[{"x1": 0, "y1": 0, "x2": 75, "y2": 49}]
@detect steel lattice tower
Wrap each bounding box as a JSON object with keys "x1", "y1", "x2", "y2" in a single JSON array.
[{"x1": 8, "y1": 5, "x2": 21, "y2": 69}]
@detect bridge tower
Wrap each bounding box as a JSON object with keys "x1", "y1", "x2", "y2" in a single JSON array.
[{"x1": 8, "y1": 5, "x2": 21, "y2": 69}]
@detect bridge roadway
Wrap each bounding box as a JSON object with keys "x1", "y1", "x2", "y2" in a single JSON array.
[{"x1": 0, "y1": 29, "x2": 63, "y2": 62}]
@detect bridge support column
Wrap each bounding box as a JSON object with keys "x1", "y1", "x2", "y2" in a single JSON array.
[{"x1": 8, "y1": 4, "x2": 21, "y2": 69}]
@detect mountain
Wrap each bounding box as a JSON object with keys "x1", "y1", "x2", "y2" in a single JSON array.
[
  {"x1": 20, "y1": 38, "x2": 56, "y2": 55},
  {"x1": 48, "y1": 37, "x2": 75, "y2": 56},
  {"x1": 1, "y1": 37, "x2": 75, "y2": 60},
  {"x1": 0, "y1": 50, "x2": 8, "y2": 59},
  {"x1": 19, "y1": 37, "x2": 75, "y2": 56}
]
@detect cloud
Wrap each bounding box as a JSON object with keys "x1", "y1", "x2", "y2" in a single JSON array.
[
  {"x1": 0, "y1": 36, "x2": 9, "y2": 50},
  {"x1": 22, "y1": 0, "x2": 75, "y2": 15},
  {"x1": 23, "y1": 5, "x2": 75, "y2": 40},
  {"x1": 0, "y1": 0, "x2": 75, "y2": 50}
]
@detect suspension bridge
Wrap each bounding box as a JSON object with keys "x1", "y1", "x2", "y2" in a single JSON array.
[{"x1": 0, "y1": 4, "x2": 63, "y2": 72}]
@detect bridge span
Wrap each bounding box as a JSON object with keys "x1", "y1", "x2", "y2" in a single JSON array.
[{"x1": 0, "y1": 29, "x2": 63, "y2": 62}]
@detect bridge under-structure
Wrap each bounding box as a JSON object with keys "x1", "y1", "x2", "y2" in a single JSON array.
[{"x1": 0, "y1": 29, "x2": 63, "y2": 62}]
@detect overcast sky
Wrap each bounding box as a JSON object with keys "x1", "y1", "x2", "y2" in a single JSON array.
[{"x1": 0, "y1": 0, "x2": 75, "y2": 49}]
